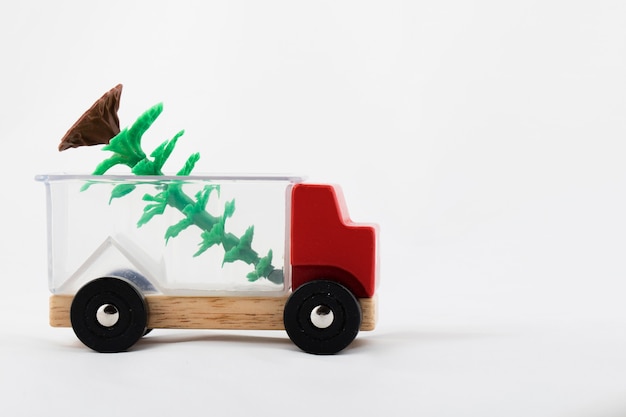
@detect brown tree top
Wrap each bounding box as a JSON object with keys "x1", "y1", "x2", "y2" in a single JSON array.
[{"x1": 58, "y1": 84, "x2": 123, "y2": 151}]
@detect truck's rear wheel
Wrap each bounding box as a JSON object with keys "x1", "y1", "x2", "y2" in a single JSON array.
[
  {"x1": 70, "y1": 277, "x2": 148, "y2": 353},
  {"x1": 284, "y1": 280, "x2": 362, "y2": 354}
]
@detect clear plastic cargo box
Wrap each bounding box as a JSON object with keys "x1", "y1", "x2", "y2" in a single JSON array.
[{"x1": 36, "y1": 174, "x2": 304, "y2": 296}]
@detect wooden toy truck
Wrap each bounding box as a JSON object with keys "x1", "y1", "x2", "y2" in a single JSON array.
[{"x1": 37, "y1": 174, "x2": 378, "y2": 354}]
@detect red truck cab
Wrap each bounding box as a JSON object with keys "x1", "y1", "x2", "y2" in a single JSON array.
[{"x1": 291, "y1": 184, "x2": 378, "y2": 298}]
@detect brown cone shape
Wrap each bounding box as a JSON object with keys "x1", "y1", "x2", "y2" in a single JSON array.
[{"x1": 58, "y1": 84, "x2": 123, "y2": 151}]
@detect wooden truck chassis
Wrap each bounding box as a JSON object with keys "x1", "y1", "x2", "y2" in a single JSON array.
[{"x1": 50, "y1": 294, "x2": 377, "y2": 331}]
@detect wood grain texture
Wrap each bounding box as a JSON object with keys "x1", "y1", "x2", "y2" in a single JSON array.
[
  {"x1": 147, "y1": 296, "x2": 287, "y2": 330},
  {"x1": 49, "y1": 295, "x2": 73, "y2": 328},
  {"x1": 50, "y1": 294, "x2": 377, "y2": 331}
]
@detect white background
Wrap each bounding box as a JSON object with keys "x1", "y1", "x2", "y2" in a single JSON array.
[{"x1": 2, "y1": 1, "x2": 626, "y2": 416}]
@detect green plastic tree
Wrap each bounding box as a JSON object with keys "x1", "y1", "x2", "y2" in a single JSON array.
[{"x1": 87, "y1": 103, "x2": 281, "y2": 284}]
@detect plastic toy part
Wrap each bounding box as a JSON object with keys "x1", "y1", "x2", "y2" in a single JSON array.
[
  {"x1": 81, "y1": 102, "x2": 279, "y2": 282},
  {"x1": 70, "y1": 277, "x2": 148, "y2": 353},
  {"x1": 284, "y1": 280, "x2": 362, "y2": 354},
  {"x1": 59, "y1": 84, "x2": 123, "y2": 151},
  {"x1": 37, "y1": 174, "x2": 292, "y2": 295},
  {"x1": 291, "y1": 184, "x2": 378, "y2": 298}
]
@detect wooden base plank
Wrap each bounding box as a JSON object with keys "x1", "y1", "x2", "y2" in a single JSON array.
[{"x1": 50, "y1": 294, "x2": 377, "y2": 331}]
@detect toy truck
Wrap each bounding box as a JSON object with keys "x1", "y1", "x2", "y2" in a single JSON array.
[{"x1": 36, "y1": 173, "x2": 378, "y2": 354}]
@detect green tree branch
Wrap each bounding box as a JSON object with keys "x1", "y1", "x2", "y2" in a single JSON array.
[{"x1": 89, "y1": 103, "x2": 281, "y2": 283}]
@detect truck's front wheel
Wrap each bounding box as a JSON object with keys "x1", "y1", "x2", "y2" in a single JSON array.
[
  {"x1": 284, "y1": 280, "x2": 362, "y2": 354},
  {"x1": 70, "y1": 277, "x2": 148, "y2": 353}
]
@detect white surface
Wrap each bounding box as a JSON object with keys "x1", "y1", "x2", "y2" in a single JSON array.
[{"x1": 2, "y1": 1, "x2": 626, "y2": 416}]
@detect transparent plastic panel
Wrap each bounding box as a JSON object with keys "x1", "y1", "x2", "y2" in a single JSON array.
[{"x1": 36, "y1": 174, "x2": 302, "y2": 296}]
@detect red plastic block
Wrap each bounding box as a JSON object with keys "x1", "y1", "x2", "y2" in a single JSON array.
[{"x1": 290, "y1": 183, "x2": 378, "y2": 298}]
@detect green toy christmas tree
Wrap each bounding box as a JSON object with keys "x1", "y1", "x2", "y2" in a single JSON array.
[{"x1": 59, "y1": 85, "x2": 281, "y2": 284}]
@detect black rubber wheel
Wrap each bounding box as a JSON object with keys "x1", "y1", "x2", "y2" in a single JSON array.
[
  {"x1": 70, "y1": 277, "x2": 148, "y2": 353},
  {"x1": 284, "y1": 280, "x2": 362, "y2": 354}
]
